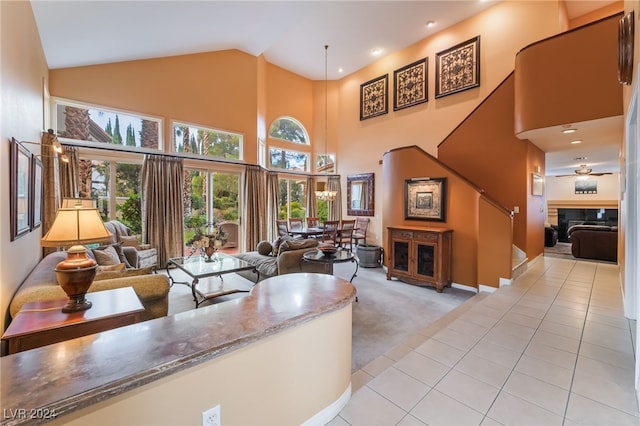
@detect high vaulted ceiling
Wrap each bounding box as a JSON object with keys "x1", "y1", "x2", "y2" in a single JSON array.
[{"x1": 30, "y1": 0, "x2": 621, "y2": 176}]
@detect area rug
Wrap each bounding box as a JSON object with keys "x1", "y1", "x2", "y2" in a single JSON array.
[{"x1": 163, "y1": 264, "x2": 476, "y2": 372}]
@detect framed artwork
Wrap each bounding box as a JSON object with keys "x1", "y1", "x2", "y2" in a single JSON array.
[
  {"x1": 404, "y1": 177, "x2": 447, "y2": 221},
  {"x1": 360, "y1": 74, "x2": 388, "y2": 120},
  {"x1": 30, "y1": 154, "x2": 43, "y2": 230},
  {"x1": 435, "y1": 35, "x2": 480, "y2": 98},
  {"x1": 618, "y1": 11, "x2": 634, "y2": 85},
  {"x1": 393, "y1": 58, "x2": 428, "y2": 111},
  {"x1": 531, "y1": 173, "x2": 544, "y2": 196},
  {"x1": 575, "y1": 179, "x2": 597, "y2": 194},
  {"x1": 10, "y1": 138, "x2": 31, "y2": 240}
]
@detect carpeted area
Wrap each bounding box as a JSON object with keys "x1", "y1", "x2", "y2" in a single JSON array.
[
  {"x1": 162, "y1": 262, "x2": 476, "y2": 372},
  {"x1": 544, "y1": 241, "x2": 575, "y2": 259}
]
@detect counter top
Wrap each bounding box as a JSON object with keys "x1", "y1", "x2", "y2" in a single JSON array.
[{"x1": 0, "y1": 273, "x2": 356, "y2": 425}]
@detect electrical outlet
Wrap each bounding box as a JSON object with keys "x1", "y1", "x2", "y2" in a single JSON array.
[{"x1": 202, "y1": 404, "x2": 220, "y2": 426}]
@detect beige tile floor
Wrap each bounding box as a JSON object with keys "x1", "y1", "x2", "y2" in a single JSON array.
[{"x1": 330, "y1": 256, "x2": 639, "y2": 425}]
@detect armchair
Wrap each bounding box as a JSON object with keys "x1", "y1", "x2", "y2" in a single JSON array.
[{"x1": 103, "y1": 220, "x2": 158, "y2": 269}]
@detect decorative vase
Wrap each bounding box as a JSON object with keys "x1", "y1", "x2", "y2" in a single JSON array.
[{"x1": 204, "y1": 246, "x2": 216, "y2": 262}]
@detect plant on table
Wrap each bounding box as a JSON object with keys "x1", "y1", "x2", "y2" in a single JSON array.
[{"x1": 186, "y1": 222, "x2": 227, "y2": 261}]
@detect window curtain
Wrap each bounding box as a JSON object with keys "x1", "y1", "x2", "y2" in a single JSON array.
[
  {"x1": 266, "y1": 171, "x2": 279, "y2": 241},
  {"x1": 244, "y1": 165, "x2": 267, "y2": 249},
  {"x1": 141, "y1": 155, "x2": 184, "y2": 267},
  {"x1": 327, "y1": 175, "x2": 342, "y2": 221},
  {"x1": 41, "y1": 131, "x2": 61, "y2": 254},
  {"x1": 58, "y1": 145, "x2": 79, "y2": 200},
  {"x1": 306, "y1": 176, "x2": 317, "y2": 220}
]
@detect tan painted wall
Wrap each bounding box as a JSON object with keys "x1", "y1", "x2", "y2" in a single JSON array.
[
  {"x1": 49, "y1": 306, "x2": 353, "y2": 426},
  {"x1": 569, "y1": 1, "x2": 623, "y2": 28},
  {"x1": 0, "y1": 0, "x2": 50, "y2": 332}
]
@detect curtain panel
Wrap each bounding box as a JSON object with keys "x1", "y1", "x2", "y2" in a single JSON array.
[
  {"x1": 41, "y1": 131, "x2": 61, "y2": 254},
  {"x1": 306, "y1": 176, "x2": 317, "y2": 220},
  {"x1": 59, "y1": 145, "x2": 79, "y2": 199},
  {"x1": 141, "y1": 155, "x2": 184, "y2": 267},
  {"x1": 244, "y1": 165, "x2": 267, "y2": 249},
  {"x1": 327, "y1": 175, "x2": 342, "y2": 221},
  {"x1": 266, "y1": 172, "x2": 279, "y2": 242}
]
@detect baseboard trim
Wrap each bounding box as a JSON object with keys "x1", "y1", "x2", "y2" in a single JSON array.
[
  {"x1": 451, "y1": 283, "x2": 478, "y2": 293},
  {"x1": 478, "y1": 285, "x2": 498, "y2": 293},
  {"x1": 301, "y1": 383, "x2": 351, "y2": 426}
]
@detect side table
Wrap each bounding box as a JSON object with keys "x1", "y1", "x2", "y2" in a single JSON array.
[{"x1": 1, "y1": 287, "x2": 144, "y2": 355}]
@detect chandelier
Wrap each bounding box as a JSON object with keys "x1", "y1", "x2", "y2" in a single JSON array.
[{"x1": 316, "y1": 45, "x2": 337, "y2": 202}]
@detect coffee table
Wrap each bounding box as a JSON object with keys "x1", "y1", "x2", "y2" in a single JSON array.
[
  {"x1": 303, "y1": 249, "x2": 359, "y2": 301},
  {"x1": 167, "y1": 253, "x2": 257, "y2": 308}
]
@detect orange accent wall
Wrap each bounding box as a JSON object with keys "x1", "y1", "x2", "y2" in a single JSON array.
[
  {"x1": 382, "y1": 146, "x2": 480, "y2": 287},
  {"x1": 569, "y1": 1, "x2": 623, "y2": 28},
  {"x1": 50, "y1": 50, "x2": 261, "y2": 163},
  {"x1": 438, "y1": 75, "x2": 545, "y2": 259},
  {"x1": 515, "y1": 14, "x2": 623, "y2": 135}
]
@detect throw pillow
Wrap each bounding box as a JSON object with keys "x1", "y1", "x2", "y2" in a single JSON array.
[
  {"x1": 92, "y1": 245, "x2": 121, "y2": 266},
  {"x1": 97, "y1": 263, "x2": 126, "y2": 272},
  {"x1": 272, "y1": 236, "x2": 292, "y2": 256},
  {"x1": 278, "y1": 238, "x2": 318, "y2": 256},
  {"x1": 120, "y1": 235, "x2": 140, "y2": 249},
  {"x1": 94, "y1": 265, "x2": 154, "y2": 281},
  {"x1": 94, "y1": 242, "x2": 133, "y2": 268},
  {"x1": 256, "y1": 240, "x2": 273, "y2": 256}
]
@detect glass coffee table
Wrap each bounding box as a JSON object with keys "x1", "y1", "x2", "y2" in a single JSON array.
[
  {"x1": 167, "y1": 253, "x2": 258, "y2": 308},
  {"x1": 303, "y1": 249, "x2": 359, "y2": 301}
]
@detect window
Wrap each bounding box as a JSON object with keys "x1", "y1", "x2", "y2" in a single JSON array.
[
  {"x1": 173, "y1": 122, "x2": 242, "y2": 161},
  {"x1": 269, "y1": 117, "x2": 309, "y2": 144},
  {"x1": 54, "y1": 99, "x2": 162, "y2": 151},
  {"x1": 316, "y1": 153, "x2": 335, "y2": 173},
  {"x1": 84, "y1": 160, "x2": 142, "y2": 232},
  {"x1": 270, "y1": 148, "x2": 309, "y2": 172},
  {"x1": 183, "y1": 168, "x2": 240, "y2": 255},
  {"x1": 279, "y1": 178, "x2": 306, "y2": 220}
]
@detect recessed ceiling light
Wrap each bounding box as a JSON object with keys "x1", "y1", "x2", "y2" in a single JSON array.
[
  {"x1": 426, "y1": 20, "x2": 436, "y2": 27},
  {"x1": 371, "y1": 48, "x2": 383, "y2": 56},
  {"x1": 570, "y1": 140, "x2": 583, "y2": 144},
  {"x1": 338, "y1": 68, "x2": 344, "y2": 73},
  {"x1": 562, "y1": 128, "x2": 577, "y2": 134}
]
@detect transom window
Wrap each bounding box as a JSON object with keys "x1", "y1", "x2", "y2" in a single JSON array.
[
  {"x1": 54, "y1": 99, "x2": 162, "y2": 151},
  {"x1": 269, "y1": 117, "x2": 309, "y2": 144},
  {"x1": 269, "y1": 148, "x2": 309, "y2": 172},
  {"x1": 173, "y1": 122, "x2": 242, "y2": 161}
]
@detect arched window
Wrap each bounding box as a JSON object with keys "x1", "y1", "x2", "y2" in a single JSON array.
[{"x1": 269, "y1": 117, "x2": 309, "y2": 144}]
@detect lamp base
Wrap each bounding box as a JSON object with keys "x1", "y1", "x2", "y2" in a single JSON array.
[{"x1": 55, "y1": 247, "x2": 98, "y2": 313}]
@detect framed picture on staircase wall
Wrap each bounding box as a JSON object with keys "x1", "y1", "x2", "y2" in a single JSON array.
[{"x1": 404, "y1": 177, "x2": 447, "y2": 221}]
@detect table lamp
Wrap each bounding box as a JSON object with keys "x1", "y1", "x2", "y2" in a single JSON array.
[{"x1": 41, "y1": 206, "x2": 112, "y2": 313}]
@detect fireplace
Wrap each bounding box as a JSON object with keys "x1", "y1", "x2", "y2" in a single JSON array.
[{"x1": 557, "y1": 208, "x2": 618, "y2": 242}]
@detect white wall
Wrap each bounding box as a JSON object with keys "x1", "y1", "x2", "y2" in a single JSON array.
[{"x1": 546, "y1": 173, "x2": 620, "y2": 201}]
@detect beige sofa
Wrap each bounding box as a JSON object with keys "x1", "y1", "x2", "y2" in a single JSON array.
[
  {"x1": 8, "y1": 251, "x2": 170, "y2": 322},
  {"x1": 233, "y1": 238, "x2": 327, "y2": 282},
  {"x1": 103, "y1": 220, "x2": 158, "y2": 269}
]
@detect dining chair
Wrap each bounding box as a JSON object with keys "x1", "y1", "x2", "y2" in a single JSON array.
[
  {"x1": 306, "y1": 217, "x2": 320, "y2": 228},
  {"x1": 320, "y1": 220, "x2": 340, "y2": 246},
  {"x1": 276, "y1": 220, "x2": 290, "y2": 237},
  {"x1": 289, "y1": 218, "x2": 304, "y2": 232},
  {"x1": 338, "y1": 219, "x2": 356, "y2": 250},
  {"x1": 353, "y1": 217, "x2": 370, "y2": 247}
]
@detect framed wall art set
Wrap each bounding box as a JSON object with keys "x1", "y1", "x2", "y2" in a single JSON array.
[
  {"x1": 359, "y1": 35, "x2": 480, "y2": 120},
  {"x1": 10, "y1": 137, "x2": 44, "y2": 241}
]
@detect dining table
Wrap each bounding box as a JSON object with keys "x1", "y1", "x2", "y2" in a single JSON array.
[{"x1": 288, "y1": 227, "x2": 324, "y2": 238}]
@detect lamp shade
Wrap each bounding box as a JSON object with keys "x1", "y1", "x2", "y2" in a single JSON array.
[{"x1": 41, "y1": 208, "x2": 111, "y2": 247}]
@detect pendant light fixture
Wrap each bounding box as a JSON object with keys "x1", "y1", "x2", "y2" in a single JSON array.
[{"x1": 316, "y1": 45, "x2": 337, "y2": 202}]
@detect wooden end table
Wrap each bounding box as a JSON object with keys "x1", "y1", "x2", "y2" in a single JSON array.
[{"x1": 2, "y1": 287, "x2": 144, "y2": 355}]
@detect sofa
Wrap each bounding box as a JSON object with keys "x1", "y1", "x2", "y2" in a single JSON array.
[
  {"x1": 103, "y1": 220, "x2": 158, "y2": 269},
  {"x1": 233, "y1": 237, "x2": 327, "y2": 282},
  {"x1": 568, "y1": 224, "x2": 618, "y2": 262},
  {"x1": 8, "y1": 250, "x2": 170, "y2": 323}
]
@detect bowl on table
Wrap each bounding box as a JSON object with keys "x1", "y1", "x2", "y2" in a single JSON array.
[{"x1": 318, "y1": 246, "x2": 337, "y2": 257}]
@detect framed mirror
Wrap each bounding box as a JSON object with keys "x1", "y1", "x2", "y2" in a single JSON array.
[{"x1": 347, "y1": 173, "x2": 374, "y2": 216}]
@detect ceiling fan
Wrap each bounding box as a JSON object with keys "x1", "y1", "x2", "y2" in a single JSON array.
[{"x1": 554, "y1": 164, "x2": 612, "y2": 178}]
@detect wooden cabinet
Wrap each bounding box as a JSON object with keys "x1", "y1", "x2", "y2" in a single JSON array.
[{"x1": 387, "y1": 226, "x2": 452, "y2": 292}]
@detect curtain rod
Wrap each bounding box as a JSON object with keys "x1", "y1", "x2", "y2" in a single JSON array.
[{"x1": 60, "y1": 139, "x2": 339, "y2": 179}]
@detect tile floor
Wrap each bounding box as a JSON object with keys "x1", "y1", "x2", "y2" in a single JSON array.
[{"x1": 329, "y1": 256, "x2": 640, "y2": 425}]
